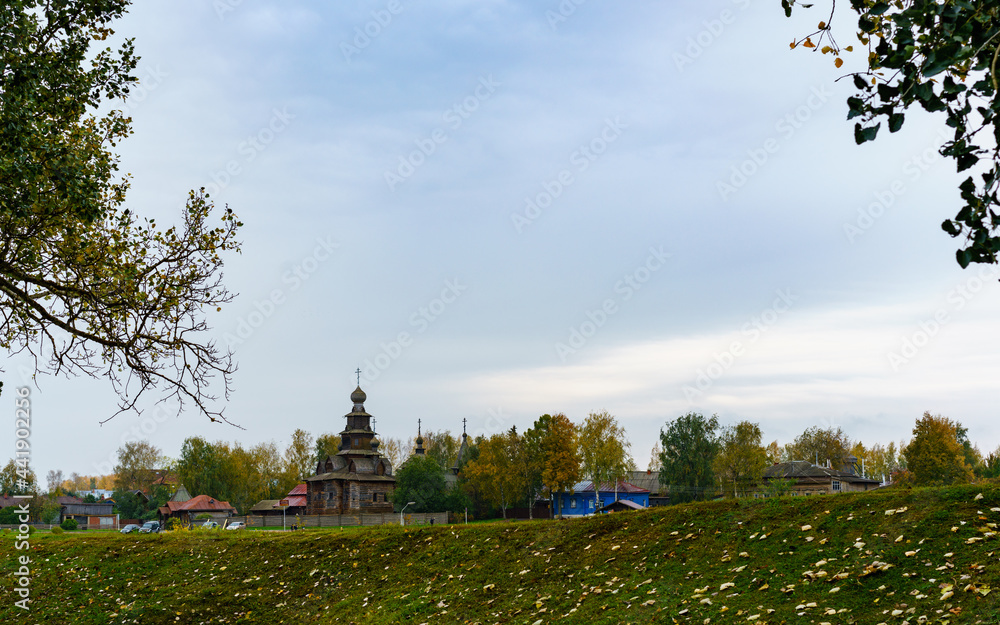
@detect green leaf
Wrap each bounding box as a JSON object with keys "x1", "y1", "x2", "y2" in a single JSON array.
[{"x1": 888, "y1": 113, "x2": 905, "y2": 133}]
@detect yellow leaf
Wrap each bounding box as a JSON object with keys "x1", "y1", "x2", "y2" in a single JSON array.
[
  {"x1": 803, "y1": 38, "x2": 816, "y2": 49},
  {"x1": 835, "y1": 57, "x2": 844, "y2": 68},
  {"x1": 845, "y1": 45, "x2": 854, "y2": 52},
  {"x1": 821, "y1": 46, "x2": 832, "y2": 54},
  {"x1": 818, "y1": 21, "x2": 827, "y2": 29}
]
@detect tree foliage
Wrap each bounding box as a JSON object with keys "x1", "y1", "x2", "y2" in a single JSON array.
[
  {"x1": 523, "y1": 413, "x2": 581, "y2": 518},
  {"x1": 783, "y1": 1, "x2": 1000, "y2": 267},
  {"x1": 390, "y1": 454, "x2": 450, "y2": 514},
  {"x1": 0, "y1": 1, "x2": 242, "y2": 422},
  {"x1": 284, "y1": 429, "x2": 314, "y2": 483},
  {"x1": 714, "y1": 421, "x2": 769, "y2": 497},
  {"x1": 785, "y1": 426, "x2": 853, "y2": 470},
  {"x1": 462, "y1": 429, "x2": 524, "y2": 519},
  {"x1": 903, "y1": 412, "x2": 974, "y2": 486},
  {"x1": 0, "y1": 458, "x2": 37, "y2": 496},
  {"x1": 578, "y1": 410, "x2": 636, "y2": 494},
  {"x1": 112, "y1": 440, "x2": 163, "y2": 494},
  {"x1": 658, "y1": 412, "x2": 719, "y2": 503}
]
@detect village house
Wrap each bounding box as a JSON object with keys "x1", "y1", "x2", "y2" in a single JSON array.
[
  {"x1": 158, "y1": 487, "x2": 236, "y2": 524},
  {"x1": 59, "y1": 495, "x2": 117, "y2": 529},
  {"x1": 305, "y1": 386, "x2": 395, "y2": 514},
  {"x1": 557, "y1": 480, "x2": 650, "y2": 516},
  {"x1": 759, "y1": 459, "x2": 882, "y2": 496}
]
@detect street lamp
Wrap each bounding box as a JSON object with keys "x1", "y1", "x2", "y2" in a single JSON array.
[{"x1": 400, "y1": 501, "x2": 416, "y2": 527}]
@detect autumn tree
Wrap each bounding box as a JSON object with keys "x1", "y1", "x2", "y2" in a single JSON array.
[
  {"x1": 714, "y1": 421, "x2": 769, "y2": 498},
  {"x1": 782, "y1": 1, "x2": 1000, "y2": 266},
  {"x1": 284, "y1": 429, "x2": 315, "y2": 482},
  {"x1": 785, "y1": 426, "x2": 853, "y2": 470},
  {"x1": 314, "y1": 433, "x2": 340, "y2": 467},
  {"x1": 862, "y1": 441, "x2": 904, "y2": 482},
  {"x1": 658, "y1": 412, "x2": 719, "y2": 503},
  {"x1": 765, "y1": 440, "x2": 784, "y2": 465},
  {"x1": 45, "y1": 469, "x2": 64, "y2": 494},
  {"x1": 536, "y1": 413, "x2": 581, "y2": 518},
  {"x1": 0, "y1": 1, "x2": 242, "y2": 422},
  {"x1": 424, "y1": 430, "x2": 461, "y2": 470},
  {"x1": 380, "y1": 437, "x2": 404, "y2": 468},
  {"x1": 647, "y1": 443, "x2": 662, "y2": 471},
  {"x1": 113, "y1": 440, "x2": 163, "y2": 494},
  {"x1": 578, "y1": 410, "x2": 636, "y2": 500},
  {"x1": 462, "y1": 430, "x2": 524, "y2": 519},
  {"x1": 177, "y1": 437, "x2": 235, "y2": 501},
  {"x1": 0, "y1": 459, "x2": 37, "y2": 496},
  {"x1": 903, "y1": 412, "x2": 974, "y2": 486}
]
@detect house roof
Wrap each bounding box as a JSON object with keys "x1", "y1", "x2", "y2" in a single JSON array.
[
  {"x1": 170, "y1": 485, "x2": 192, "y2": 503},
  {"x1": 249, "y1": 499, "x2": 282, "y2": 513},
  {"x1": 573, "y1": 480, "x2": 650, "y2": 494},
  {"x1": 288, "y1": 483, "x2": 307, "y2": 496},
  {"x1": 627, "y1": 470, "x2": 662, "y2": 493},
  {"x1": 56, "y1": 495, "x2": 83, "y2": 506},
  {"x1": 600, "y1": 499, "x2": 646, "y2": 511},
  {"x1": 159, "y1": 494, "x2": 236, "y2": 514},
  {"x1": 0, "y1": 495, "x2": 30, "y2": 509},
  {"x1": 763, "y1": 461, "x2": 881, "y2": 485},
  {"x1": 179, "y1": 494, "x2": 237, "y2": 512}
]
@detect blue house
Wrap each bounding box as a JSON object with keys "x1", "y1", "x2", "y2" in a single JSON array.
[{"x1": 556, "y1": 480, "x2": 650, "y2": 517}]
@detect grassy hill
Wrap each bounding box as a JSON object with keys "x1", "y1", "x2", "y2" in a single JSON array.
[{"x1": 2, "y1": 484, "x2": 1000, "y2": 624}]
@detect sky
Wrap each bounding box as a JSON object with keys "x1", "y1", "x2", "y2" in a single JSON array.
[{"x1": 7, "y1": 0, "x2": 1000, "y2": 483}]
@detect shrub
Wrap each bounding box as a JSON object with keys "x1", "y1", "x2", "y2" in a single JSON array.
[
  {"x1": 51, "y1": 526, "x2": 64, "y2": 535},
  {"x1": 60, "y1": 518, "x2": 79, "y2": 531}
]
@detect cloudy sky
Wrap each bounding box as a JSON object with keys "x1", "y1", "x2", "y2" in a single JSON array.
[{"x1": 8, "y1": 0, "x2": 1000, "y2": 481}]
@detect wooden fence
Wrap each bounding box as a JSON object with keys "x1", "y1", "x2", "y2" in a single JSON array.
[{"x1": 229, "y1": 511, "x2": 448, "y2": 529}]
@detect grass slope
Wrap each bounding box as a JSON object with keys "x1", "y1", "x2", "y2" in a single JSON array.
[{"x1": 2, "y1": 485, "x2": 1000, "y2": 624}]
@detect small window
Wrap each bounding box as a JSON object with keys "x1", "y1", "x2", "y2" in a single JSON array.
[
  {"x1": 372, "y1": 493, "x2": 378, "y2": 503},
  {"x1": 570, "y1": 499, "x2": 577, "y2": 509},
  {"x1": 832, "y1": 479, "x2": 841, "y2": 492}
]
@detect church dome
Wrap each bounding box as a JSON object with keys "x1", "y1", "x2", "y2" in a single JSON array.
[{"x1": 351, "y1": 386, "x2": 367, "y2": 404}]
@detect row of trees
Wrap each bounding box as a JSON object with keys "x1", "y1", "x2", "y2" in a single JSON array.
[{"x1": 657, "y1": 411, "x2": 992, "y2": 503}]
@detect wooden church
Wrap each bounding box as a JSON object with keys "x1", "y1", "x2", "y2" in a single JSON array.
[{"x1": 305, "y1": 386, "x2": 395, "y2": 514}]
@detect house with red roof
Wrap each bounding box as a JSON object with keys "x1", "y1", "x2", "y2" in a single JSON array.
[{"x1": 158, "y1": 493, "x2": 236, "y2": 524}]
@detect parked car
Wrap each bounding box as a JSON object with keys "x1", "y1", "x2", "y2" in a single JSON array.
[
  {"x1": 225, "y1": 521, "x2": 245, "y2": 531},
  {"x1": 120, "y1": 524, "x2": 140, "y2": 534},
  {"x1": 201, "y1": 521, "x2": 220, "y2": 530},
  {"x1": 138, "y1": 521, "x2": 160, "y2": 534}
]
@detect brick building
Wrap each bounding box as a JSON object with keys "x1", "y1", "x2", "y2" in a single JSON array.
[{"x1": 305, "y1": 386, "x2": 395, "y2": 514}]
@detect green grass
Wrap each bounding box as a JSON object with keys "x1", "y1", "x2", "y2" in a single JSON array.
[{"x1": 2, "y1": 485, "x2": 1000, "y2": 623}]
